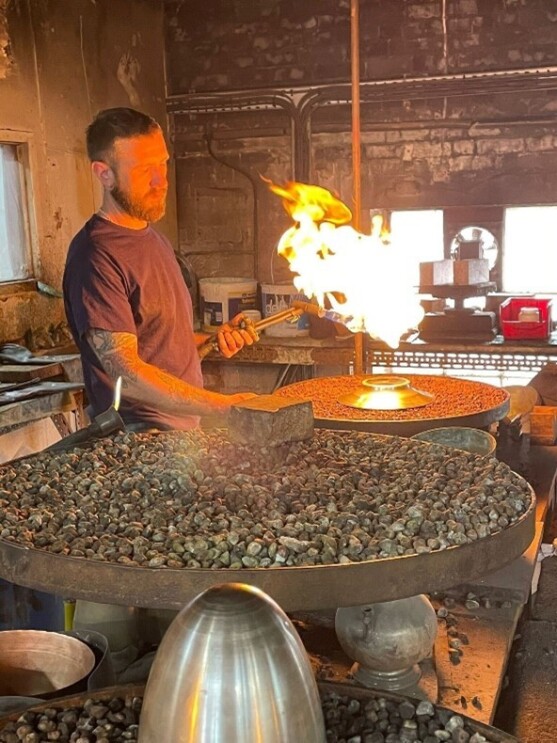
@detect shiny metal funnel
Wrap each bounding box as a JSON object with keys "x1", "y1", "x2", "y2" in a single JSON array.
[{"x1": 138, "y1": 583, "x2": 326, "y2": 743}]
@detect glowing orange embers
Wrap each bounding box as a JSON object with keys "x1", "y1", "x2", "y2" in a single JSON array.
[{"x1": 268, "y1": 180, "x2": 424, "y2": 349}]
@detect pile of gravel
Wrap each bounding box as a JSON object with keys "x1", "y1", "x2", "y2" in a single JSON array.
[
  {"x1": 0, "y1": 429, "x2": 531, "y2": 569},
  {"x1": 0, "y1": 690, "x2": 504, "y2": 742}
]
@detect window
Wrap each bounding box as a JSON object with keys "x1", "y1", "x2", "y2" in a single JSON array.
[
  {"x1": 390, "y1": 209, "x2": 445, "y2": 286},
  {"x1": 0, "y1": 142, "x2": 33, "y2": 282},
  {"x1": 503, "y1": 206, "x2": 557, "y2": 294}
]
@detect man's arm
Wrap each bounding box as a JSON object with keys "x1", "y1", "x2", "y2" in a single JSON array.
[{"x1": 87, "y1": 329, "x2": 254, "y2": 415}]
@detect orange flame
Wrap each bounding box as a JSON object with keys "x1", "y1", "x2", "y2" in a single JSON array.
[{"x1": 269, "y1": 181, "x2": 424, "y2": 349}]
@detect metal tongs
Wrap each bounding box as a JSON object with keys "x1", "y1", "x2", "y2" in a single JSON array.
[
  {"x1": 197, "y1": 306, "x2": 304, "y2": 360},
  {"x1": 46, "y1": 377, "x2": 124, "y2": 451}
]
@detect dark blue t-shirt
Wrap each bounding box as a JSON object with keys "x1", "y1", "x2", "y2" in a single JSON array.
[{"x1": 63, "y1": 215, "x2": 203, "y2": 430}]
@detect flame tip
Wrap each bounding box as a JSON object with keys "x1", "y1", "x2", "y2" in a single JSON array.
[{"x1": 268, "y1": 179, "x2": 422, "y2": 347}]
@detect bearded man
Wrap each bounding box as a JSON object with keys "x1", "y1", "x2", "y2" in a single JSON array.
[{"x1": 64, "y1": 107, "x2": 256, "y2": 431}]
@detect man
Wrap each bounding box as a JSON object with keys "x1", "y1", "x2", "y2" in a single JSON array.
[
  {"x1": 64, "y1": 107, "x2": 257, "y2": 430},
  {"x1": 63, "y1": 108, "x2": 259, "y2": 665}
]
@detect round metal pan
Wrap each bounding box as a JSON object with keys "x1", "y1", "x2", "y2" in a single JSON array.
[
  {"x1": 276, "y1": 374, "x2": 510, "y2": 436},
  {"x1": 0, "y1": 492, "x2": 535, "y2": 612},
  {"x1": 0, "y1": 681, "x2": 519, "y2": 742},
  {"x1": 314, "y1": 397, "x2": 509, "y2": 436}
]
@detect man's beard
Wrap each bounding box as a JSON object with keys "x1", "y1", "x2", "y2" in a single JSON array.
[{"x1": 111, "y1": 183, "x2": 166, "y2": 223}]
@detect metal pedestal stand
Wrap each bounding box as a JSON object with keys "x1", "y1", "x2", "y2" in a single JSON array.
[{"x1": 335, "y1": 595, "x2": 438, "y2": 696}]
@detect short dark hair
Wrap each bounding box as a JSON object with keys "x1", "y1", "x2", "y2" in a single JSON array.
[{"x1": 86, "y1": 107, "x2": 160, "y2": 162}]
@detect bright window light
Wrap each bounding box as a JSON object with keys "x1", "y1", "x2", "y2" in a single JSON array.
[
  {"x1": 390, "y1": 210, "x2": 445, "y2": 286},
  {"x1": 503, "y1": 206, "x2": 557, "y2": 293},
  {"x1": 0, "y1": 143, "x2": 33, "y2": 282}
]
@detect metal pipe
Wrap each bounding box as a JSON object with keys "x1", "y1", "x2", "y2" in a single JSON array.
[
  {"x1": 167, "y1": 66, "x2": 557, "y2": 112},
  {"x1": 351, "y1": 0, "x2": 365, "y2": 375},
  {"x1": 205, "y1": 126, "x2": 259, "y2": 280}
]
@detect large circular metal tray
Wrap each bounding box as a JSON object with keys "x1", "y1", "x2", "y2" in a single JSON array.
[
  {"x1": 0, "y1": 682, "x2": 519, "y2": 742},
  {"x1": 0, "y1": 489, "x2": 535, "y2": 612},
  {"x1": 275, "y1": 374, "x2": 510, "y2": 435}
]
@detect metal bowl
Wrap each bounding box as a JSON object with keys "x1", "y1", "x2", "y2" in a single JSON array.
[
  {"x1": 0, "y1": 630, "x2": 95, "y2": 698},
  {"x1": 411, "y1": 426, "x2": 497, "y2": 456}
]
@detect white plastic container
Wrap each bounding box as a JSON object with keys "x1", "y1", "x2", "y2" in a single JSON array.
[
  {"x1": 242, "y1": 309, "x2": 262, "y2": 325},
  {"x1": 199, "y1": 278, "x2": 258, "y2": 331},
  {"x1": 260, "y1": 283, "x2": 309, "y2": 337}
]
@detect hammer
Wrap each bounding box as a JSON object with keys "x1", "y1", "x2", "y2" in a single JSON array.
[
  {"x1": 46, "y1": 377, "x2": 124, "y2": 452},
  {"x1": 228, "y1": 394, "x2": 314, "y2": 447}
]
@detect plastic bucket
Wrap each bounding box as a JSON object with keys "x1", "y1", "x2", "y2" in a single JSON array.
[
  {"x1": 411, "y1": 427, "x2": 497, "y2": 456},
  {"x1": 261, "y1": 283, "x2": 309, "y2": 337},
  {"x1": 199, "y1": 278, "x2": 258, "y2": 331}
]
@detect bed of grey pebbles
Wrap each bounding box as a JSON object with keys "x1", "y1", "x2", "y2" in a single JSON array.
[
  {"x1": 0, "y1": 429, "x2": 532, "y2": 569},
  {"x1": 0, "y1": 691, "x2": 502, "y2": 742}
]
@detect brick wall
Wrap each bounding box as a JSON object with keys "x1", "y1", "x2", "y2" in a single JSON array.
[
  {"x1": 165, "y1": 0, "x2": 557, "y2": 93},
  {"x1": 164, "y1": 0, "x2": 557, "y2": 287}
]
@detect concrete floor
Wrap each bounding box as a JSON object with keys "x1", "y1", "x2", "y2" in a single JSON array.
[{"x1": 494, "y1": 550, "x2": 557, "y2": 742}]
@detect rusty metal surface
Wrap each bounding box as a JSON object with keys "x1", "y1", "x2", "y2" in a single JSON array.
[
  {"x1": 277, "y1": 374, "x2": 510, "y2": 436},
  {"x1": 0, "y1": 492, "x2": 535, "y2": 612}
]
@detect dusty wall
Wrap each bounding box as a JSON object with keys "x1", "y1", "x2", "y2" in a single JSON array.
[
  {"x1": 0, "y1": 0, "x2": 175, "y2": 347},
  {"x1": 164, "y1": 0, "x2": 557, "y2": 287}
]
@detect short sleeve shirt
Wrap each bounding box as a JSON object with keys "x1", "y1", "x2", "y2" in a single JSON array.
[{"x1": 63, "y1": 215, "x2": 203, "y2": 430}]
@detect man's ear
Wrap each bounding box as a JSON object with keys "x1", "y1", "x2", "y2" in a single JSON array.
[{"x1": 92, "y1": 161, "x2": 115, "y2": 190}]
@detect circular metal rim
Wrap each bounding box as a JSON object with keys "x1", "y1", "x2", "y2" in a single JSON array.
[
  {"x1": 0, "y1": 682, "x2": 519, "y2": 742},
  {"x1": 314, "y1": 392, "x2": 509, "y2": 436},
  {"x1": 0, "y1": 488, "x2": 535, "y2": 612},
  {"x1": 278, "y1": 374, "x2": 511, "y2": 436}
]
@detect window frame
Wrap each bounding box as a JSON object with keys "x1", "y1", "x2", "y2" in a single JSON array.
[{"x1": 0, "y1": 129, "x2": 39, "y2": 291}]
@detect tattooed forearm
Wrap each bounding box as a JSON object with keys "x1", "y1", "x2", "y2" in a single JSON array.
[
  {"x1": 86, "y1": 329, "x2": 231, "y2": 415},
  {"x1": 87, "y1": 330, "x2": 140, "y2": 384}
]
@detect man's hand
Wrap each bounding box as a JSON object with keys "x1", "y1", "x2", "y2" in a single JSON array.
[
  {"x1": 216, "y1": 313, "x2": 259, "y2": 359},
  {"x1": 209, "y1": 391, "x2": 258, "y2": 414}
]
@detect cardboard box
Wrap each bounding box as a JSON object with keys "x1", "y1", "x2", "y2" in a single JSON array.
[
  {"x1": 454, "y1": 258, "x2": 490, "y2": 285},
  {"x1": 530, "y1": 405, "x2": 557, "y2": 445},
  {"x1": 419, "y1": 260, "x2": 454, "y2": 286}
]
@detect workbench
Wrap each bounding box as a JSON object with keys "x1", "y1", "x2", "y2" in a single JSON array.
[
  {"x1": 0, "y1": 355, "x2": 84, "y2": 459},
  {"x1": 212, "y1": 332, "x2": 557, "y2": 372},
  {"x1": 202, "y1": 332, "x2": 557, "y2": 396}
]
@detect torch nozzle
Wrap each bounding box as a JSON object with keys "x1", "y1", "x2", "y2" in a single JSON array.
[{"x1": 291, "y1": 300, "x2": 353, "y2": 326}]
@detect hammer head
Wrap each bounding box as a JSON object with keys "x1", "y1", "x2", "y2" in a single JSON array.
[
  {"x1": 228, "y1": 395, "x2": 314, "y2": 447},
  {"x1": 91, "y1": 406, "x2": 125, "y2": 435}
]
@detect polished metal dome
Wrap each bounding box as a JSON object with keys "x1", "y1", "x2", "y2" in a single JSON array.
[{"x1": 138, "y1": 582, "x2": 326, "y2": 742}]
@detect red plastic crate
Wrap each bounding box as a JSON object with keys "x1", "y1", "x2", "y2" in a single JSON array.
[{"x1": 499, "y1": 297, "x2": 553, "y2": 340}]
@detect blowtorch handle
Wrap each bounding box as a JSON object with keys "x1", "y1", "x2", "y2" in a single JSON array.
[
  {"x1": 254, "y1": 306, "x2": 303, "y2": 331},
  {"x1": 197, "y1": 306, "x2": 304, "y2": 360}
]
